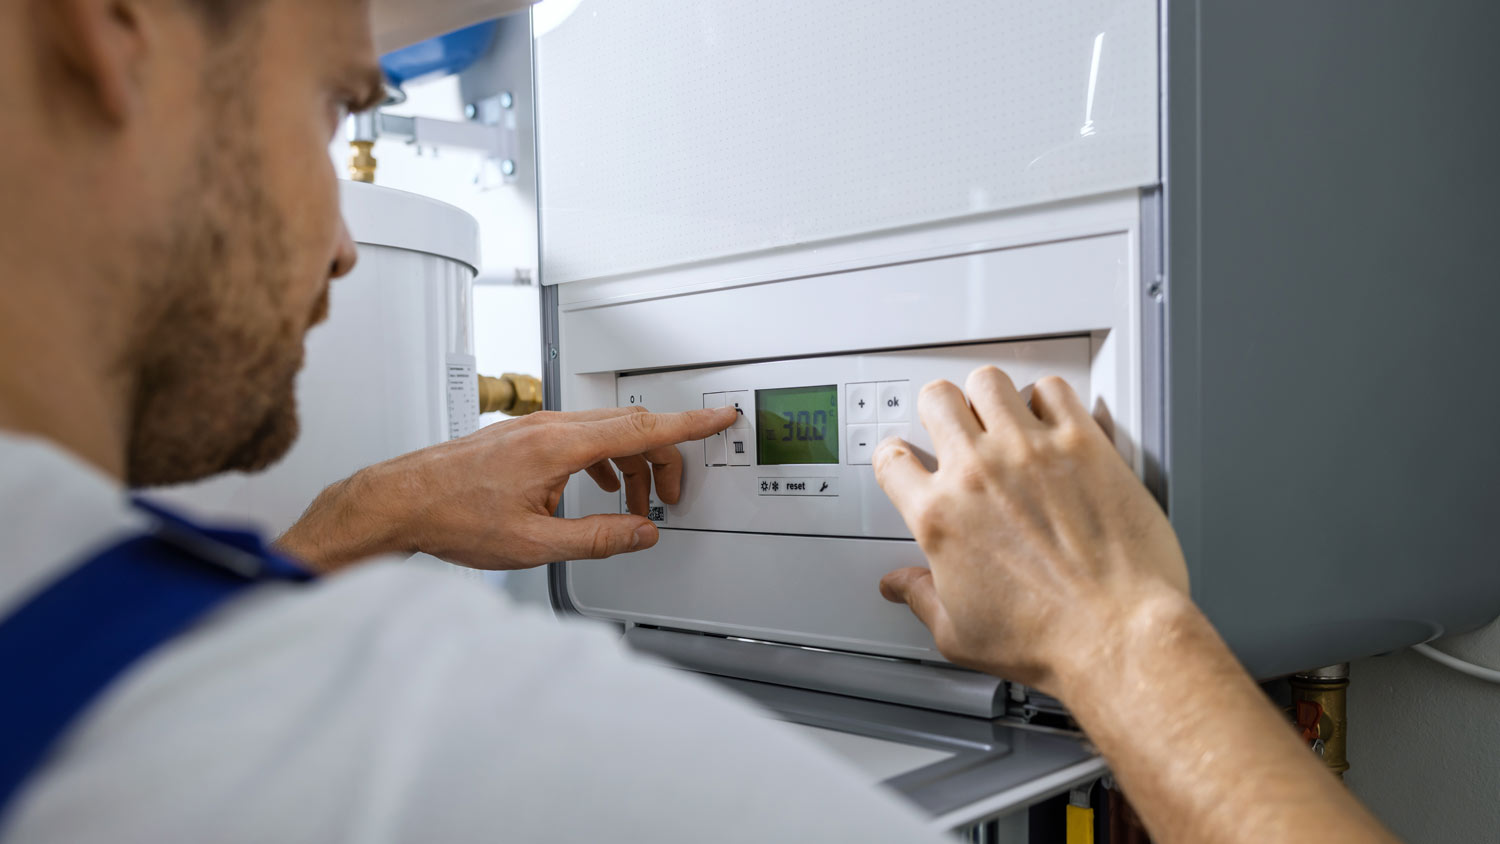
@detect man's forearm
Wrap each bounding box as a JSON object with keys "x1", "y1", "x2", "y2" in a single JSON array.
[{"x1": 1058, "y1": 590, "x2": 1398, "y2": 844}]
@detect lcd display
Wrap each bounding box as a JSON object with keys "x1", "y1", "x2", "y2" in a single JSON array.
[{"x1": 756, "y1": 385, "x2": 839, "y2": 465}]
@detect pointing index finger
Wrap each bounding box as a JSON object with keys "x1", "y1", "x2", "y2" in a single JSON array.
[{"x1": 561, "y1": 406, "x2": 738, "y2": 471}]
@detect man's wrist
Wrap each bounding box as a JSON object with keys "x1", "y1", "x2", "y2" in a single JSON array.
[
  {"x1": 276, "y1": 465, "x2": 413, "y2": 572},
  {"x1": 1049, "y1": 583, "x2": 1211, "y2": 709}
]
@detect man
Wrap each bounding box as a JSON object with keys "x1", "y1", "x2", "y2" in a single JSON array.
[{"x1": 0, "y1": 0, "x2": 1400, "y2": 842}]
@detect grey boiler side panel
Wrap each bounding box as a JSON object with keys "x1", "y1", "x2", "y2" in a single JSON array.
[{"x1": 1164, "y1": 0, "x2": 1500, "y2": 677}]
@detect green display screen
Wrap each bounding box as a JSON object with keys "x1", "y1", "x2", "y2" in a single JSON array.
[{"x1": 756, "y1": 385, "x2": 839, "y2": 465}]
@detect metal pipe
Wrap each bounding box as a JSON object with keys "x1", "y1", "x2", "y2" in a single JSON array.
[
  {"x1": 1289, "y1": 663, "x2": 1350, "y2": 778},
  {"x1": 478, "y1": 373, "x2": 543, "y2": 416},
  {"x1": 349, "y1": 141, "x2": 377, "y2": 184},
  {"x1": 342, "y1": 92, "x2": 514, "y2": 187}
]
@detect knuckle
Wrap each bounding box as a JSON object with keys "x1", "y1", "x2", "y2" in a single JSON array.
[
  {"x1": 920, "y1": 379, "x2": 954, "y2": 398},
  {"x1": 954, "y1": 461, "x2": 989, "y2": 492},
  {"x1": 513, "y1": 425, "x2": 553, "y2": 451},
  {"x1": 629, "y1": 412, "x2": 660, "y2": 435},
  {"x1": 967, "y1": 365, "x2": 1011, "y2": 391},
  {"x1": 909, "y1": 496, "x2": 948, "y2": 538},
  {"x1": 1052, "y1": 421, "x2": 1094, "y2": 456},
  {"x1": 1035, "y1": 374, "x2": 1070, "y2": 395},
  {"x1": 588, "y1": 526, "x2": 616, "y2": 559},
  {"x1": 932, "y1": 629, "x2": 961, "y2": 657},
  {"x1": 872, "y1": 440, "x2": 908, "y2": 472}
]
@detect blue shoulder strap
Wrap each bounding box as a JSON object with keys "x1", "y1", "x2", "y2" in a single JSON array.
[{"x1": 0, "y1": 500, "x2": 315, "y2": 820}]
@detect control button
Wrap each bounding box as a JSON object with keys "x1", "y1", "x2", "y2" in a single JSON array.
[
  {"x1": 701, "y1": 393, "x2": 727, "y2": 466},
  {"x1": 727, "y1": 431, "x2": 752, "y2": 465},
  {"x1": 756, "y1": 477, "x2": 838, "y2": 497},
  {"x1": 704, "y1": 432, "x2": 728, "y2": 466},
  {"x1": 846, "y1": 382, "x2": 877, "y2": 424},
  {"x1": 726, "y1": 391, "x2": 752, "y2": 429},
  {"x1": 877, "y1": 381, "x2": 911, "y2": 422},
  {"x1": 847, "y1": 423, "x2": 877, "y2": 465},
  {"x1": 877, "y1": 423, "x2": 911, "y2": 450}
]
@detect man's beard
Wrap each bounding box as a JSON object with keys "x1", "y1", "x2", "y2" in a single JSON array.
[{"x1": 124, "y1": 104, "x2": 310, "y2": 488}]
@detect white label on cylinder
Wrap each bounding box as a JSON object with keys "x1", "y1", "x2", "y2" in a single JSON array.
[{"x1": 446, "y1": 353, "x2": 479, "y2": 440}]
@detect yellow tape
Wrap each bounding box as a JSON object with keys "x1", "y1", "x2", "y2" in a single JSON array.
[{"x1": 1065, "y1": 803, "x2": 1095, "y2": 844}]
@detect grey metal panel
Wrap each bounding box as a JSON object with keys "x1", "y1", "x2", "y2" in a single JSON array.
[
  {"x1": 708, "y1": 675, "x2": 1102, "y2": 829},
  {"x1": 711, "y1": 676, "x2": 1014, "y2": 754},
  {"x1": 1139, "y1": 186, "x2": 1167, "y2": 506},
  {"x1": 627, "y1": 626, "x2": 1007, "y2": 718},
  {"x1": 1164, "y1": 0, "x2": 1500, "y2": 677},
  {"x1": 534, "y1": 10, "x2": 579, "y2": 617},
  {"x1": 1162, "y1": 0, "x2": 1205, "y2": 612},
  {"x1": 540, "y1": 284, "x2": 575, "y2": 614}
]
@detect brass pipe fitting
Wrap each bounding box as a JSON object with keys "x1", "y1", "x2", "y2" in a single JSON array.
[
  {"x1": 349, "y1": 141, "x2": 377, "y2": 184},
  {"x1": 1289, "y1": 663, "x2": 1350, "y2": 778},
  {"x1": 478, "y1": 373, "x2": 543, "y2": 416}
]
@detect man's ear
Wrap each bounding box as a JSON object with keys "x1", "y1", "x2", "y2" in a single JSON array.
[{"x1": 43, "y1": 0, "x2": 151, "y2": 124}]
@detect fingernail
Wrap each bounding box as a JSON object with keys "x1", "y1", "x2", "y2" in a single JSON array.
[{"x1": 633, "y1": 523, "x2": 657, "y2": 549}]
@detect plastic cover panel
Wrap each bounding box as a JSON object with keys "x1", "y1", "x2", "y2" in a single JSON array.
[{"x1": 535, "y1": 0, "x2": 1158, "y2": 284}]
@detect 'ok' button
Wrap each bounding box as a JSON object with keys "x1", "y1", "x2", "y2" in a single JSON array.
[{"x1": 877, "y1": 381, "x2": 910, "y2": 422}]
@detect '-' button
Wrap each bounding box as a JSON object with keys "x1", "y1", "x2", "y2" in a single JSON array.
[{"x1": 847, "y1": 423, "x2": 877, "y2": 465}]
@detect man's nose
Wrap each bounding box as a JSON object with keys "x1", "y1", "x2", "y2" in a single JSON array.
[{"x1": 329, "y1": 220, "x2": 358, "y2": 280}]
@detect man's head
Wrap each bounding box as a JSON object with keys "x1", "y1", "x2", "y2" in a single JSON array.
[{"x1": 0, "y1": 0, "x2": 382, "y2": 485}]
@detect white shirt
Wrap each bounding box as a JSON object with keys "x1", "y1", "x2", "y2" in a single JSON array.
[{"x1": 0, "y1": 433, "x2": 943, "y2": 843}]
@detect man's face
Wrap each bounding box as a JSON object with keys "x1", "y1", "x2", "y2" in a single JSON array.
[{"x1": 127, "y1": 0, "x2": 381, "y2": 486}]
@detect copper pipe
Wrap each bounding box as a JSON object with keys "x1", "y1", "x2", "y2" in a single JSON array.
[
  {"x1": 1289, "y1": 663, "x2": 1350, "y2": 778},
  {"x1": 478, "y1": 373, "x2": 543, "y2": 416},
  {"x1": 349, "y1": 141, "x2": 377, "y2": 184}
]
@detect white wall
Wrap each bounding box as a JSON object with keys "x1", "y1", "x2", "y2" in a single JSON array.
[{"x1": 1348, "y1": 618, "x2": 1500, "y2": 843}]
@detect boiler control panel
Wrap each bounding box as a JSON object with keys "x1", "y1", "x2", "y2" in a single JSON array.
[{"x1": 615, "y1": 338, "x2": 1091, "y2": 540}]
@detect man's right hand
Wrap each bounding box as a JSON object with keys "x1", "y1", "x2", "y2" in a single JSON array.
[
  {"x1": 279, "y1": 405, "x2": 739, "y2": 572},
  {"x1": 872, "y1": 367, "x2": 1189, "y2": 696}
]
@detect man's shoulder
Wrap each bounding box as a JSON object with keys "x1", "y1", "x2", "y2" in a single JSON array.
[
  {"x1": 148, "y1": 559, "x2": 606, "y2": 701},
  {"x1": 8, "y1": 562, "x2": 613, "y2": 836},
  {"x1": 9, "y1": 561, "x2": 943, "y2": 843}
]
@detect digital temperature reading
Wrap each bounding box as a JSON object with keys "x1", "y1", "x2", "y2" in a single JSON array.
[{"x1": 756, "y1": 385, "x2": 839, "y2": 465}]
